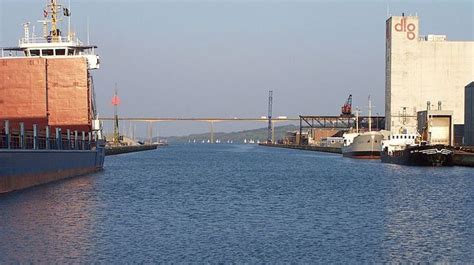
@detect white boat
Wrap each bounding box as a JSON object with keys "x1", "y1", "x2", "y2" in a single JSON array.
[{"x1": 342, "y1": 131, "x2": 386, "y2": 159}]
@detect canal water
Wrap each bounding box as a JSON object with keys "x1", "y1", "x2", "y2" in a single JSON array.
[{"x1": 0, "y1": 144, "x2": 473, "y2": 263}]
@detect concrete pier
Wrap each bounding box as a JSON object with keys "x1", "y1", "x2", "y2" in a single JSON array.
[
  {"x1": 453, "y1": 150, "x2": 474, "y2": 167},
  {"x1": 105, "y1": 144, "x2": 166, "y2": 156},
  {"x1": 259, "y1": 143, "x2": 341, "y2": 154}
]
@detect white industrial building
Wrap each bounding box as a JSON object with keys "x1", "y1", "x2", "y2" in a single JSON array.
[{"x1": 385, "y1": 15, "x2": 474, "y2": 143}]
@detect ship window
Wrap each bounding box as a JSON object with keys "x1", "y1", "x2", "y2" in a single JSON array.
[
  {"x1": 68, "y1": 49, "x2": 75, "y2": 56},
  {"x1": 56, "y1": 49, "x2": 66, "y2": 56},
  {"x1": 30, "y1": 50, "x2": 40, "y2": 56},
  {"x1": 42, "y1": 49, "x2": 54, "y2": 56}
]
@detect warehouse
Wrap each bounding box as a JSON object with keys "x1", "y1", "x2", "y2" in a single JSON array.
[{"x1": 385, "y1": 15, "x2": 474, "y2": 143}]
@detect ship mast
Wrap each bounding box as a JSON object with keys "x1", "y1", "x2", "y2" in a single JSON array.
[
  {"x1": 368, "y1": 95, "x2": 372, "y2": 132},
  {"x1": 49, "y1": 0, "x2": 60, "y2": 42},
  {"x1": 355, "y1": 107, "x2": 360, "y2": 133}
]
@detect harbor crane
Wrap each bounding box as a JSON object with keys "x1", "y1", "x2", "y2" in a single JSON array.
[{"x1": 341, "y1": 94, "x2": 354, "y2": 117}]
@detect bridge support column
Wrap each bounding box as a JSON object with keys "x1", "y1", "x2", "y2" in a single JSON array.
[
  {"x1": 209, "y1": 122, "x2": 214, "y2": 144},
  {"x1": 272, "y1": 120, "x2": 275, "y2": 143}
]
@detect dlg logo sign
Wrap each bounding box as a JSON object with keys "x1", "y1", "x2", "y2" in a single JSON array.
[{"x1": 395, "y1": 18, "x2": 416, "y2": 40}]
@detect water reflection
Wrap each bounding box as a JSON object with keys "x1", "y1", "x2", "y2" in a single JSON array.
[
  {"x1": 381, "y1": 165, "x2": 472, "y2": 262},
  {"x1": 1, "y1": 145, "x2": 473, "y2": 263},
  {"x1": 0, "y1": 175, "x2": 99, "y2": 263}
]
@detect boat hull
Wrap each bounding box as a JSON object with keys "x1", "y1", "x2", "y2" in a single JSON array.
[
  {"x1": 0, "y1": 148, "x2": 105, "y2": 194},
  {"x1": 381, "y1": 145, "x2": 454, "y2": 166},
  {"x1": 342, "y1": 132, "x2": 384, "y2": 159},
  {"x1": 342, "y1": 151, "x2": 381, "y2": 159}
]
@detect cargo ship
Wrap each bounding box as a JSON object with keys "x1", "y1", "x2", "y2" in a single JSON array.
[
  {"x1": 0, "y1": 0, "x2": 105, "y2": 193},
  {"x1": 381, "y1": 133, "x2": 454, "y2": 166},
  {"x1": 381, "y1": 109, "x2": 455, "y2": 166}
]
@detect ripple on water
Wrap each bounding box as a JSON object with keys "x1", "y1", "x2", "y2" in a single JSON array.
[{"x1": 0, "y1": 144, "x2": 472, "y2": 263}]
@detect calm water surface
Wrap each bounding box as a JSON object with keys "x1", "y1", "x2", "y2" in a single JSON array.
[{"x1": 0, "y1": 144, "x2": 473, "y2": 263}]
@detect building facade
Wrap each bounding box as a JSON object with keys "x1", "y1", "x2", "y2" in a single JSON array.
[
  {"x1": 385, "y1": 15, "x2": 474, "y2": 136},
  {"x1": 465, "y1": 82, "x2": 474, "y2": 145}
]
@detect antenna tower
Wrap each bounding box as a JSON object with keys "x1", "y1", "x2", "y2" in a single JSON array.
[{"x1": 267, "y1": 90, "x2": 273, "y2": 143}]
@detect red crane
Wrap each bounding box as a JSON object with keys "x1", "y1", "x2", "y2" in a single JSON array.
[{"x1": 341, "y1": 94, "x2": 353, "y2": 117}]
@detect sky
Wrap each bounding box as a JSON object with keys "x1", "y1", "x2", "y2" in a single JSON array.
[{"x1": 1, "y1": 0, "x2": 473, "y2": 137}]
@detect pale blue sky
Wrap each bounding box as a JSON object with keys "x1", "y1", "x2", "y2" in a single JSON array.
[{"x1": 1, "y1": 0, "x2": 473, "y2": 136}]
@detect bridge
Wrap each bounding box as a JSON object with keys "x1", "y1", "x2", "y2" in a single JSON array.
[
  {"x1": 99, "y1": 117, "x2": 296, "y2": 143},
  {"x1": 99, "y1": 117, "x2": 297, "y2": 122},
  {"x1": 99, "y1": 115, "x2": 385, "y2": 143}
]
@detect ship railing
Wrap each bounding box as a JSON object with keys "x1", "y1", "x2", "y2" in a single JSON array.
[
  {"x1": 0, "y1": 121, "x2": 98, "y2": 151},
  {"x1": 19, "y1": 36, "x2": 83, "y2": 46}
]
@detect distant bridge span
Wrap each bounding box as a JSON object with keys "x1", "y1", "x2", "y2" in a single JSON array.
[
  {"x1": 99, "y1": 117, "x2": 298, "y2": 122},
  {"x1": 98, "y1": 116, "x2": 385, "y2": 143},
  {"x1": 99, "y1": 115, "x2": 384, "y2": 126}
]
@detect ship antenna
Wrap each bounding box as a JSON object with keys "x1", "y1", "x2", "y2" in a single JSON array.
[
  {"x1": 68, "y1": 0, "x2": 71, "y2": 41},
  {"x1": 87, "y1": 17, "x2": 90, "y2": 45}
]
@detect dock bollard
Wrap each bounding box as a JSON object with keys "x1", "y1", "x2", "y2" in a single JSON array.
[
  {"x1": 33, "y1": 124, "x2": 38, "y2": 150},
  {"x1": 5, "y1": 120, "x2": 10, "y2": 149},
  {"x1": 46, "y1": 126, "x2": 50, "y2": 150},
  {"x1": 20, "y1": 122, "x2": 25, "y2": 149}
]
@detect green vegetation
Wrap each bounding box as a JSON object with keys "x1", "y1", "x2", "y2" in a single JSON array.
[{"x1": 162, "y1": 125, "x2": 298, "y2": 143}]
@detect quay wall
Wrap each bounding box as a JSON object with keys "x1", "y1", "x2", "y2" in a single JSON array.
[
  {"x1": 259, "y1": 143, "x2": 341, "y2": 154},
  {"x1": 453, "y1": 151, "x2": 474, "y2": 167},
  {"x1": 105, "y1": 144, "x2": 162, "y2": 156}
]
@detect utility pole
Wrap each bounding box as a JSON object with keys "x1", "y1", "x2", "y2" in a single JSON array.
[{"x1": 267, "y1": 90, "x2": 273, "y2": 143}]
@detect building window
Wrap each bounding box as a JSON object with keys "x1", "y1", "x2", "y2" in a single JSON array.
[
  {"x1": 42, "y1": 49, "x2": 54, "y2": 56},
  {"x1": 30, "y1": 50, "x2": 40, "y2": 56}
]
